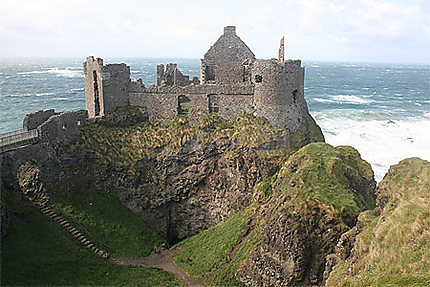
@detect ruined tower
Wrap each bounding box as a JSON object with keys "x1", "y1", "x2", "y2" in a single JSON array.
[
  {"x1": 251, "y1": 56, "x2": 307, "y2": 130},
  {"x1": 83, "y1": 56, "x2": 130, "y2": 118},
  {"x1": 200, "y1": 26, "x2": 255, "y2": 84}
]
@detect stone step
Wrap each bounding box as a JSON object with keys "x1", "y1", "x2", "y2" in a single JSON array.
[
  {"x1": 78, "y1": 235, "x2": 85, "y2": 240},
  {"x1": 87, "y1": 243, "x2": 94, "y2": 249}
]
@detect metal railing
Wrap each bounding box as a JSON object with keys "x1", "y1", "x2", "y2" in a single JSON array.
[{"x1": 0, "y1": 129, "x2": 39, "y2": 153}]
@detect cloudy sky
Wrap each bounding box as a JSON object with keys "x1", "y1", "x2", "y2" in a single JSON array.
[{"x1": 1, "y1": 0, "x2": 429, "y2": 63}]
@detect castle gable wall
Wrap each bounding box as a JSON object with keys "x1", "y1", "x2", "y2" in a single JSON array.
[{"x1": 201, "y1": 26, "x2": 255, "y2": 85}]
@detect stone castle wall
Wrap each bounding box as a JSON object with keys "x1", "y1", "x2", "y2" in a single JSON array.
[
  {"x1": 84, "y1": 56, "x2": 130, "y2": 118},
  {"x1": 38, "y1": 110, "x2": 88, "y2": 145},
  {"x1": 23, "y1": 109, "x2": 56, "y2": 131},
  {"x1": 129, "y1": 82, "x2": 254, "y2": 123}
]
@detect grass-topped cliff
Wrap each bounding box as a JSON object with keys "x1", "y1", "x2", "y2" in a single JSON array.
[
  {"x1": 326, "y1": 157, "x2": 430, "y2": 287},
  {"x1": 172, "y1": 142, "x2": 376, "y2": 286},
  {"x1": 69, "y1": 111, "x2": 323, "y2": 179}
]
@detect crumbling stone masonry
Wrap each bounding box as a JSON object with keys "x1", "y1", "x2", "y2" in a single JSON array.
[{"x1": 84, "y1": 26, "x2": 308, "y2": 130}]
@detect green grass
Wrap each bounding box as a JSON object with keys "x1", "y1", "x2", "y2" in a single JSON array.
[
  {"x1": 326, "y1": 158, "x2": 430, "y2": 287},
  {"x1": 49, "y1": 188, "x2": 165, "y2": 258},
  {"x1": 204, "y1": 223, "x2": 262, "y2": 287},
  {"x1": 0, "y1": 206, "x2": 184, "y2": 286},
  {"x1": 277, "y1": 143, "x2": 375, "y2": 212},
  {"x1": 174, "y1": 207, "x2": 256, "y2": 279}
]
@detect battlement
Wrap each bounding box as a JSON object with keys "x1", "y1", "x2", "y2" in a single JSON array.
[{"x1": 84, "y1": 26, "x2": 309, "y2": 129}]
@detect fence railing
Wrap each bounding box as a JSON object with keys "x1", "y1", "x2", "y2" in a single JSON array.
[{"x1": 0, "y1": 129, "x2": 39, "y2": 152}]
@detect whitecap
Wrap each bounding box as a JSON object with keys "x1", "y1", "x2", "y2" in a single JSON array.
[
  {"x1": 331, "y1": 95, "x2": 374, "y2": 104},
  {"x1": 314, "y1": 98, "x2": 334, "y2": 103},
  {"x1": 17, "y1": 70, "x2": 46, "y2": 75},
  {"x1": 415, "y1": 103, "x2": 422, "y2": 106},
  {"x1": 35, "y1": 92, "x2": 54, "y2": 97},
  {"x1": 46, "y1": 68, "x2": 83, "y2": 78},
  {"x1": 70, "y1": 88, "x2": 84, "y2": 91}
]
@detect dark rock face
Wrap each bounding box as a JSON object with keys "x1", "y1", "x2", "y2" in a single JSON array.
[
  {"x1": 237, "y1": 203, "x2": 351, "y2": 286},
  {"x1": 97, "y1": 144, "x2": 277, "y2": 243},
  {"x1": 1, "y1": 204, "x2": 9, "y2": 237}
]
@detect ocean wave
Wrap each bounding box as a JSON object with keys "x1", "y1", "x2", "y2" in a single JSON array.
[
  {"x1": 314, "y1": 98, "x2": 334, "y2": 103},
  {"x1": 17, "y1": 68, "x2": 83, "y2": 78},
  {"x1": 70, "y1": 88, "x2": 84, "y2": 92},
  {"x1": 46, "y1": 68, "x2": 82, "y2": 78},
  {"x1": 331, "y1": 95, "x2": 374, "y2": 104},
  {"x1": 35, "y1": 92, "x2": 54, "y2": 97},
  {"x1": 312, "y1": 114, "x2": 430, "y2": 182}
]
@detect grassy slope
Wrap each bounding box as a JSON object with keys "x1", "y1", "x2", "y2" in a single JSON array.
[
  {"x1": 1, "y1": 205, "x2": 184, "y2": 286},
  {"x1": 327, "y1": 158, "x2": 430, "y2": 287},
  {"x1": 174, "y1": 207, "x2": 256, "y2": 280},
  {"x1": 276, "y1": 143, "x2": 375, "y2": 212},
  {"x1": 49, "y1": 188, "x2": 165, "y2": 258}
]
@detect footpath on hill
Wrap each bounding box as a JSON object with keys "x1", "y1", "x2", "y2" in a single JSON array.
[{"x1": 110, "y1": 248, "x2": 205, "y2": 287}]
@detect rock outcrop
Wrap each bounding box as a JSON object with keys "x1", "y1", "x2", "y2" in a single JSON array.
[
  {"x1": 236, "y1": 143, "x2": 376, "y2": 286},
  {"x1": 325, "y1": 157, "x2": 430, "y2": 287}
]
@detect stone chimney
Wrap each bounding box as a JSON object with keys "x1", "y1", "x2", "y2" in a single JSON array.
[
  {"x1": 278, "y1": 36, "x2": 285, "y2": 64},
  {"x1": 224, "y1": 26, "x2": 236, "y2": 35}
]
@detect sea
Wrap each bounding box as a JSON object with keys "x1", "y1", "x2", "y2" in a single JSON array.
[{"x1": 1, "y1": 58, "x2": 429, "y2": 182}]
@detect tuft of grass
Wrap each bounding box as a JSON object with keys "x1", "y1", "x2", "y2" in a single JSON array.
[
  {"x1": 327, "y1": 158, "x2": 430, "y2": 287},
  {"x1": 0, "y1": 206, "x2": 184, "y2": 286},
  {"x1": 174, "y1": 207, "x2": 256, "y2": 279},
  {"x1": 253, "y1": 173, "x2": 278, "y2": 204},
  {"x1": 49, "y1": 188, "x2": 165, "y2": 258}
]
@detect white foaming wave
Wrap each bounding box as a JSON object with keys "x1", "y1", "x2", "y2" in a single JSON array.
[
  {"x1": 35, "y1": 92, "x2": 54, "y2": 97},
  {"x1": 17, "y1": 68, "x2": 83, "y2": 78},
  {"x1": 331, "y1": 95, "x2": 374, "y2": 104},
  {"x1": 17, "y1": 70, "x2": 46, "y2": 75},
  {"x1": 70, "y1": 88, "x2": 84, "y2": 91},
  {"x1": 46, "y1": 68, "x2": 83, "y2": 78},
  {"x1": 314, "y1": 98, "x2": 334, "y2": 103},
  {"x1": 313, "y1": 113, "x2": 430, "y2": 182}
]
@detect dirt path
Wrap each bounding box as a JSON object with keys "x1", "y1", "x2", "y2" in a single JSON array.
[{"x1": 110, "y1": 248, "x2": 205, "y2": 287}]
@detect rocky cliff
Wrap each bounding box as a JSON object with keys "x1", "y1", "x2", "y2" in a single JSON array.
[
  {"x1": 326, "y1": 157, "x2": 430, "y2": 286},
  {"x1": 66, "y1": 112, "x2": 323, "y2": 243}
]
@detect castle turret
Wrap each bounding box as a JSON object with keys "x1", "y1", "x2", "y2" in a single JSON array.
[
  {"x1": 251, "y1": 58, "x2": 307, "y2": 130},
  {"x1": 83, "y1": 56, "x2": 130, "y2": 118}
]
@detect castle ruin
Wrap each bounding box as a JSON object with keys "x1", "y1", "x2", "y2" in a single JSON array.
[{"x1": 84, "y1": 26, "x2": 308, "y2": 130}]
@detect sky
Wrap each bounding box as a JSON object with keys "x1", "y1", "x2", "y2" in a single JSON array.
[{"x1": 1, "y1": 0, "x2": 429, "y2": 63}]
